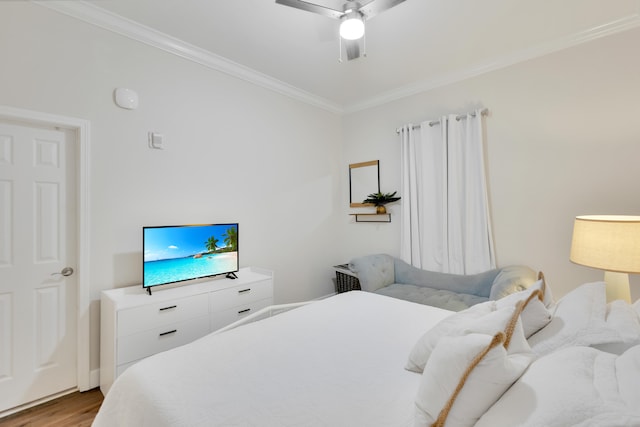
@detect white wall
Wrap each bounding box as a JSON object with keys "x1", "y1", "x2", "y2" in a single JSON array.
[
  {"x1": 341, "y1": 27, "x2": 640, "y2": 302},
  {"x1": 3, "y1": 2, "x2": 640, "y2": 380},
  {"x1": 0, "y1": 3, "x2": 343, "y2": 372}
]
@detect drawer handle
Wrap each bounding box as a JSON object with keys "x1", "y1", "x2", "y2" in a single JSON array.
[
  {"x1": 238, "y1": 308, "x2": 251, "y2": 314},
  {"x1": 159, "y1": 329, "x2": 177, "y2": 337},
  {"x1": 159, "y1": 305, "x2": 177, "y2": 311},
  {"x1": 238, "y1": 288, "x2": 251, "y2": 294}
]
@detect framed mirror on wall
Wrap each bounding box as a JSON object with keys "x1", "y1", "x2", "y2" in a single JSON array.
[{"x1": 349, "y1": 160, "x2": 380, "y2": 207}]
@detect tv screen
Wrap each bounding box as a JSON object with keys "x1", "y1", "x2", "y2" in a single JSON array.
[{"x1": 143, "y1": 223, "x2": 239, "y2": 290}]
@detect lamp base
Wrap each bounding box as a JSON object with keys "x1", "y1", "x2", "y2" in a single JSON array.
[{"x1": 604, "y1": 271, "x2": 631, "y2": 303}]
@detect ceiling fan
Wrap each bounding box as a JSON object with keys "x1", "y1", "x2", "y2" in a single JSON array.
[{"x1": 275, "y1": 0, "x2": 407, "y2": 61}]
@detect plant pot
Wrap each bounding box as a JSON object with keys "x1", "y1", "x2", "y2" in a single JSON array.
[{"x1": 376, "y1": 205, "x2": 387, "y2": 214}]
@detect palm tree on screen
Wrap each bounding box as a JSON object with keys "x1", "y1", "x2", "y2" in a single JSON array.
[
  {"x1": 223, "y1": 227, "x2": 238, "y2": 251},
  {"x1": 205, "y1": 236, "x2": 219, "y2": 253}
]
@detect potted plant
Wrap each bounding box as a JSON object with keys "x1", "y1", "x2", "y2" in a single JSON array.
[{"x1": 363, "y1": 191, "x2": 401, "y2": 214}]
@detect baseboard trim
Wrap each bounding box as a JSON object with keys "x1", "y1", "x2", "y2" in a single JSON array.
[
  {"x1": 88, "y1": 369, "x2": 100, "y2": 390},
  {"x1": 0, "y1": 388, "x2": 77, "y2": 419}
]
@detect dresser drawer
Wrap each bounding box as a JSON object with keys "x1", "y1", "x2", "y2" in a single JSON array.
[
  {"x1": 210, "y1": 298, "x2": 272, "y2": 331},
  {"x1": 210, "y1": 280, "x2": 273, "y2": 312},
  {"x1": 117, "y1": 314, "x2": 210, "y2": 364},
  {"x1": 100, "y1": 267, "x2": 274, "y2": 395},
  {"x1": 117, "y1": 293, "x2": 209, "y2": 337}
]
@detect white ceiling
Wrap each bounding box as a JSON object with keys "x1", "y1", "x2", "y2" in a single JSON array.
[{"x1": 43, "y1": 0, "x2": 640, "y2": 113}]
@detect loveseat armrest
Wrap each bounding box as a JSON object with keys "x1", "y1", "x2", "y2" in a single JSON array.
[
  {"x1": 489, "y1": 265, "x2": 537, "y2": 300},
  {"x1": 348, "y1": 254, "x2": 395, "y2": 292}
]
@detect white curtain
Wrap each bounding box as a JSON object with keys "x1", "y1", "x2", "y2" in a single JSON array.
[{"x1": 400, "y1": 110, "x2": 495, "y2": 274}]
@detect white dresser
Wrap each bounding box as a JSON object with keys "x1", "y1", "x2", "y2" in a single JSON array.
[{"x1": 100, "y1": 267, "x2": 273, "y2": 394}]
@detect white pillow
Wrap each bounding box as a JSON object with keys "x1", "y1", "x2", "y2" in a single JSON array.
[
  {"x1": 496, "y1": 280, "x2": 552, "y2": 337},
  {"x1": 518, "y1": 297, "x2": 551, "y2": 338},
  {"x1": 617, "y1": 346, "x2": 640, "y2": 410},
  {"x1": 535, "y1": 271, "x2": 555, "y2": 307},
  {"x1": 605, "y1": 299, "x2": 640, "y2": 341},
  {"x1": 592, "y1": 299, "x2": 640, "y2": 354},
  {"x1": 497, "y1": 277, "x2": 553, "y2": 306},
  {"x1": 415, "y1": 329, "x2": 532, "y2": 427},
  {"x1": 475, "y1": 345, "x2": 640, "y2": 427},
  {"x1": 528, "y1": 281, "x2": 615, "y2": 355},
  {"x1": 406, "y1": 302, "x2": 520, "y2": 373}
]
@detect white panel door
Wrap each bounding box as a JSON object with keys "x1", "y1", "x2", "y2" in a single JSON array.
[{"x1": 0, "y1": 120, "x2": 77, "y2": 412}]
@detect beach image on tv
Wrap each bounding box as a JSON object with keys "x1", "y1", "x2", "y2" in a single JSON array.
[{"x1": 143, "y1": 224, "x2": 238, "y2": 287}]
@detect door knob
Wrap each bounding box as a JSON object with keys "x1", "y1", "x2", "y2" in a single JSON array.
[{"x1": 52, "y1": 267, "x2": 74, "y2": 277}]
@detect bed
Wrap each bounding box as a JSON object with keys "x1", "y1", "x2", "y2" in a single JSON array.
[{"x1": 93, "y1": 281, "x2": 640, "y2": 427}]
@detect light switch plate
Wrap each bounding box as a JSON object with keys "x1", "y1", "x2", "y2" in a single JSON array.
[{"x1": 148, "y1": 132, "x2": 163, "y2": 149}]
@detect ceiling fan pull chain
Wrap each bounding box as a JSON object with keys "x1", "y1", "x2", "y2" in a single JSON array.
[
  {"x1": 363, "y1": 27, "x2": 367, "y2": 57},
  {"x1": 338, "y1": 35, "x2": 343, "y2": 63}
]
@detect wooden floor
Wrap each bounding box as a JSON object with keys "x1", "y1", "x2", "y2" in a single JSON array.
[{"x1": 0, "y1": 388, "x2": 103, "y2": 427}]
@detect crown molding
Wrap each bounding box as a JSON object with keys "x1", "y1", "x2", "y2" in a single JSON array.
[
  {"x1": 344, "y1": 11, "x2": 640, "y2": 113},
  {"x1": 33, "y1": 1, "x2": 640, "y2": 115},
  {"x1": 33, "y1": 1, "x2": 344, "y2": 114}
]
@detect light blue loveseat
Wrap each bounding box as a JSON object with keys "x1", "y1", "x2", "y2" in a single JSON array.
[{"x1": 348, "y1": 254, "x2": 537, "y2": 311}]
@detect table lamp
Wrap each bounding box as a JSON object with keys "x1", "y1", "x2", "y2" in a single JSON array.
[{"x1": 570, "y1": 215, "x2": 640, "y2": 302}]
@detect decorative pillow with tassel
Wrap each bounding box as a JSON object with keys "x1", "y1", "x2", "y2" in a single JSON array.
[{"x1": 414, "y1": 307, "x2": 534, "y2": 427}]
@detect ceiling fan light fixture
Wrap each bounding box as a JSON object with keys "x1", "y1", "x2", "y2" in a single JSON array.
[{"x1": 339, "y1": 11, "x2": 365, "y2": 40}]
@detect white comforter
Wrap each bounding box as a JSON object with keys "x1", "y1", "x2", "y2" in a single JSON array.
[{"x1": 93, "y1": 291, "x2": 452, "y2": 427}]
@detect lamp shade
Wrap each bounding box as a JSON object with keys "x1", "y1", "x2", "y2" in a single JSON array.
[{"x1": 570, "y1": 215, "x2": 640, "y2": 273}]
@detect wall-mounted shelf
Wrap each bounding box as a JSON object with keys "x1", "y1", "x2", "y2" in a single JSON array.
[{"x1": 349, "y1": 213, "x2": 391, "y2": 223}]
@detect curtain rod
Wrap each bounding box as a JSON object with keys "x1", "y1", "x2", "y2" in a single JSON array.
[{"x1": 395, "y1": 108, "x2": 488, "y2": 134}]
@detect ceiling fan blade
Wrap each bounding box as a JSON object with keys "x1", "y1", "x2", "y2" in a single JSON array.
[
  {"x1": 344, "y1": 39, "x2": 361, "y2": 60},
  {"x1": 359, "y1": 0, "x2": 406, "y2": 19},
  {"x1": 275, "y1": 0, "x2": 344, "y2": 19}
]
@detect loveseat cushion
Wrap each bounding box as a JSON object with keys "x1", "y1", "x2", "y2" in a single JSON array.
[
  {"x1": 489, "y1": 265, "x2": 538, "y2": 300},
  {"x1": 376, "y1": 284, "x2": 488, "y2": 311},
  {"x1": 348, "y1": 254, "x2": 395, "y2": 292},
  {"x1": 393, "y1": 258, "x2": 501, "y2": 298}
]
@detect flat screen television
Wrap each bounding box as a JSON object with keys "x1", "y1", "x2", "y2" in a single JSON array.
[{"x1": 143, "y1": 223, "x2": 239, "y2": 294}]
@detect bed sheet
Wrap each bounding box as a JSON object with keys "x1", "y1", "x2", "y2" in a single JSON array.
[{"x1": 93, "y1": 291, "x2": 452, "y2": 427}]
